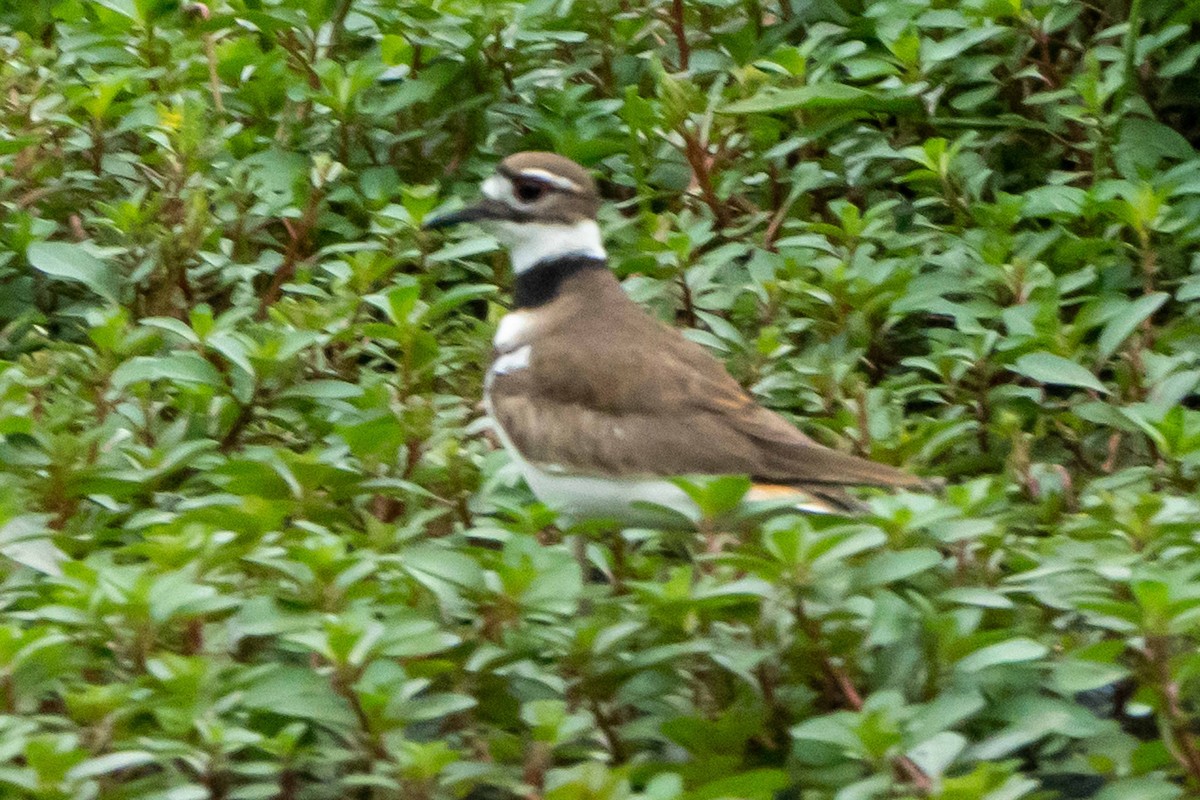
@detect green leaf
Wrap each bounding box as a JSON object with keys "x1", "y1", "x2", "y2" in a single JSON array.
[
  {"x1": 110, "y1": 354, "x2": 224, "y2": 390},
  {"x1": 396, "y1": 544, "x2": 485, "y2": 592},
  {"x1": 858, "y1": 548, "x2": 942, "y2": 586},
  {"x1": 140, "y1": 316, "x2": 201, "y2": 344},
  {"x1": 1051, "y1": 659, "x2": 1130, "y2": 694},
  {"x1": 722, "y1": 83, "x2": 920, "y2": 115},
  {"x1": 1117, "y1": 117, "x2": 1195, "y2": 174},
  {"x1": 674, "y1": 475, "x2": 751, "y2": 518},
  {"x1": 0, "y1": 515, "x2": 65, "y2": 577},
  {"x1": 1011, "y1": 352, "x2": 1109, "y2": 394},
  {"x1": 940, "y1": 587, "x2": 1015, "y2": 609},
  {"x1": 1096, "y1": 292, "x2": 1167, "y2": 361},
  {"x1": 907, "y1": 731, "x2": 967, "y2": 779},
  {"x1": 66, "y1": 751, "x2": 156, "y2": 781},
  {"x1": 423, "y1": 284, "x2": 497, "y2": 323},
  {"x1": 688, "y1": 769, "x2": 789, "y2": 800},
  {"x1": 956, "y1": 638, "x2": 1048, "y2": 673},
  {"x1": 241, "y1": 666, "x2": 356, "y2": 728},
  {"x1": 27, "y1": 242, "x2": 120, "y2": 303},
  {"x1": 278, "y1": 380, "x2": 364, "y2": 400},
  {"x1": 1094, "y1": 777, "x2": 1183, "y2": 800},
  {"x1": 1020, "y1": 185, "x2": 1088, "y2": 218}
]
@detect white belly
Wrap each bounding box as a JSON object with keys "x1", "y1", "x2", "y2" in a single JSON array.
[
  {"x1": 482, "y1": 383, "x2": 697, "y2": 526},
  {"x1": 520, "y1": 463, "x2": 696, "y2": 526}
]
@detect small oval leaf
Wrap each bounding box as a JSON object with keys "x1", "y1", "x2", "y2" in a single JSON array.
[
  {"x1": 1011, "y1": 352, "x2": 1109, "y2": 394},
  {"x1": 27, "y1": 242, "x2": 120, "y2": 303}
]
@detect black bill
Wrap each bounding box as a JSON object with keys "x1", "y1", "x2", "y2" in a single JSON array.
[{"x1": 422, "y1": 198, "x2": 519, "y2": 229}]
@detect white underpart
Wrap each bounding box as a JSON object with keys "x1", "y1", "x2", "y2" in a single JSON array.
[
  {"x1": 493, "y1": 310, "x2": 534, "y2": 351},
  {"x1": 510, "y1": 473, "x2": 838, "y2": 523},
  {"x1": 522, "y1": 469, "x2": 698, "y2": 526},
  {"x1": 488, "y1": 314, "x2": 535, "y2": 394},
  {"x1": 484, "y1": 428, "x2": 837, "y2": 524},
  {"x1": 482, "y1": 386, "x2": 697, "y2": 526},
  {"x1": 499, "y1": 219, "x2": 606, "y2": 274},
  {"x1": 490, "y1": 343, "x2": 531, "y2": 375}
]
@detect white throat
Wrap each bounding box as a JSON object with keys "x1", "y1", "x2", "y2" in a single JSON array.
[{"x1": 496, "y1": 220, "x2": 606, "y2": 273}]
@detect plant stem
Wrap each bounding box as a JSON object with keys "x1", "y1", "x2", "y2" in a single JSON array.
[
  {"x1": 258, "y1": 188, "x2": 323, "y2": 318},
  {"x1": 681, "y1": 129, "x2": 729, "y2": 227},
  {"x1": 1106, "y1": 0, "x2": 1143, "y2": 175},
  {"x1": 1145, "y1": 635, "x2": 1200, "y2": 787},
  {"x1": 794, "y1": 598, "x2": 932, "y2": 794},
  {"x1": 670, "y1": 0, "x2": 690, "y2": 70},
  {"x1": 1120, "y1": 0, "x2": 1144, "y2": 113}
]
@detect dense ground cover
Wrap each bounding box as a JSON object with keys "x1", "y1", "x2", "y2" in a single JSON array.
[{"x1": 1, "y1": 0, "x2": 1199, "y2": 798}]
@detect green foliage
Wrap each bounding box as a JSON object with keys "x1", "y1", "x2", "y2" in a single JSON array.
[{"x1": 0, "y1": 0, "x2": 1198, "y2": 798}]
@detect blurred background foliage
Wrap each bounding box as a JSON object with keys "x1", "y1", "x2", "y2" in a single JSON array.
[{"x1": 0, "y1": 0, "x2": 1199, "y2": 797}]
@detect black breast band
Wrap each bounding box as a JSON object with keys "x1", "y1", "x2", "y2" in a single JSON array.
[{"x1": 513, "y1": 254, "x2": 608, "y2": 309}]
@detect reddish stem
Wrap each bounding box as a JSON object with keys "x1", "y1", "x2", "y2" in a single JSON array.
[
  {"x1": 258, "y1": 189, "x2": 323, "y2": 318},
  {"x1": 669, "y1": 0, "x2": 690, "y2": 70},
  {"x1": 795, "y1": 599, "x2": 932, "y2": 794},
  {"x1": 681, "y1": 130, "x2": 729, "y2": 227}
]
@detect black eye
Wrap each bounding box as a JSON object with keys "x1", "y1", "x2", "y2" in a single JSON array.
[{"x1": 513, "y1": 178, "x2": 547, "y2": 203}]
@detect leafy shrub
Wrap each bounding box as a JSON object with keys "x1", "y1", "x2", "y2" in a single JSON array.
[{"x1": 0, "y1": 0, "x2": 1199, "y2": 798}]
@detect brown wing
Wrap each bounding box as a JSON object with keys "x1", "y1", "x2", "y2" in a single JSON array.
[{"x1": 488, "y1": 272, "x2": 923, "y2": 490}]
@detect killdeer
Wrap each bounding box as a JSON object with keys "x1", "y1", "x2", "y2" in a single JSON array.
[{"x1": 426, "y1": 152, "x2": 925, "y2": 524}]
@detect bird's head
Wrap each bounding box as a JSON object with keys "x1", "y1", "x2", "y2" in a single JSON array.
[{"x1": 424, "y1": 152, "x2": 605, "y2": 272}]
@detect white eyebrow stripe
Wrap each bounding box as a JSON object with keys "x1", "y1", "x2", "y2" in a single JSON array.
[{"x1": 517, "y1": 168, "x2": 582, "y2": 192}]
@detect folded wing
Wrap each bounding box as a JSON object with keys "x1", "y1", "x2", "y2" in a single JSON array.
[{"x1": 488, "y1": 300, "x2": 923, "y2": 492}]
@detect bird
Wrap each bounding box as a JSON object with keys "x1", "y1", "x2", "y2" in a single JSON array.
[{"x1": 425, "y1": 151, "x2": 926, "y2": 525}]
